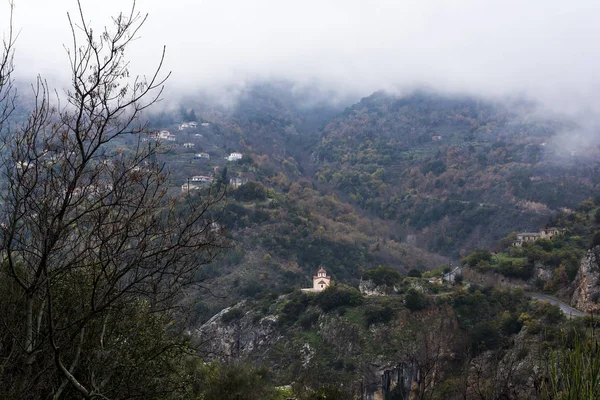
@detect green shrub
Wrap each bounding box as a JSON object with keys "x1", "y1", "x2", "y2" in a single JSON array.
[
  {"x1": 221, "y1": 308, "x2": 244, "y2": 324},
  {"x1": 241, "y1": 281, "x2": 265, "y2": 298},
  {"x1": 537, "y1": 238, "x2": 553, "y2": 252},
  {"x1": 462, "y1": 248, "x2": 492, "y2": 268},
  {"x1": 407, "y1": 268, "x2": 422, "y2": 278},
  {"x1": 279, "y1": 291, "x2": 311, "y2": 326},
  {"x1": 536, "y1": 302, "x2": 565, "y2": 325},
  {"x1": 592, "y1": 230, "x2": 600, "y2": 248},
  {"x1": 233, "y1": 181, "x2": 268, "y2": 202},
  {"x1": 363, "y1": 265, "x2": 402, "y2": 286},
  {"x1": 422, "y1": 160, "x2": 446, "y2": 176},
  {"x1": 497, "y1": 259, "x2": 534, "y2": 280},
  {"x1": 500, "y1": 312, "x2": 523, "y2": 335},
  {"x1": 404, "y1": 289, "x2": 426, "y2": 311},
  {"x1": 364, "y1": 305, "x2": 395, "y2": 327},
  {"x1": 194, "y1": 362, "x2": 280, "y2": 400},
  {"x1": 251, "y1": 208, "x2": 271, "y2": 224},
  {"x1": 470, "y1": 321, "x2": 501, "y2": 354},
  {"x1": 297, "y1": 384, "x2": 350, "y2": 400},
  {"x1": 576, "y1": 198, "x2": 596, "y2": 212},
  {"x1": 299, "y1": 312, "x2": 320, "y2": 330},
  {"x1": 316, "y1": 285, "x2": 363, "y2": 312},
  {"x1": 565, "y1": 262, "x2": 580, "y2": 282}
]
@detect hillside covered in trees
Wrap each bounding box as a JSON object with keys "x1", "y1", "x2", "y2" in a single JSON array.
[
  {"x1": 149, "y1": 86, "x2": 600, "y2": 398},
  {"x1": 156, "y1": 85, "x2": 600, "y2": 308},
  {"x1": 4, "y1": 2, "x2": 600, "y2": 395}
]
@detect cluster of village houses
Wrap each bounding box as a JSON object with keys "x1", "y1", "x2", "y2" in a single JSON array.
[
  {"x1": 180, "y1": 151, "x2": 246, "y2": 193},
  {"x1": 144, "y1": 128, "x2": 242, "y2": 161},
  {"x1": 178, "y1": 121, "x2": 211, "y2": 130},
  {"x1": 138, "y1": 126, "x2": 246, "y2": 193},
  {"x1": 181, "y1": 174, "x2": 249, "y2": 192},
  {"x1": 144, "y1": 129, "x2": 201, "y2": 149}
]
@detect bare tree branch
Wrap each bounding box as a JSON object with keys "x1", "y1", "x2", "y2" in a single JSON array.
[
  {"x1": 0, "y1": 1, "x2": 226, "y2": 398},
  {"x1": 0, "y1": 1, "x2": 17, "y2": 136}
]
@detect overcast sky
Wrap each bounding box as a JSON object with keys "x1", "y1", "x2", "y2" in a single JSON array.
[{"x1": 4, "y1": 0, "x2": 600, "y2": 115}]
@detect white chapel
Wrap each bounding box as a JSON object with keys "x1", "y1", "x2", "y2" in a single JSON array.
[{"x1": 301, "y1": 268, "x2": 331, "y2": 293}]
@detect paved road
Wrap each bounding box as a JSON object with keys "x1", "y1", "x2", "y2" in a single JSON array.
[{"x1": 525, "y1": 292, "x2": 586, "y2": 317}]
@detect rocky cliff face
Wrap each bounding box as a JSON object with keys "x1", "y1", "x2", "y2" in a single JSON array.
[
  {"x1": 465, "y1": 327, "x2": 544, "y2": 400},
  {"x1": 570, "y1": 246, "x2": 600, "y2": 313},
  {"x1": 194, "y1": 296, "x2": 465, "y2": 398},
  {"x1": 194, "y1": 303, "x2": 280, "y2": 360},
  {"x1": 358, "y1": 361, "x2": 418, "y2": 400}
]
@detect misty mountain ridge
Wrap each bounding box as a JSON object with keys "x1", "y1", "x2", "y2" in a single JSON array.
[
  {"x1": 5, "y1": 76, "x2": 600, "y2": 398},
  {"x1": 123, "y1": 82, "x2": 600, "y2": 324},
  {"x1": 147, "y1": 81, "x2": 600, "y2": 224},
  {"x1": 6, "y1": 79, "x2": 599, "y2": 272}
]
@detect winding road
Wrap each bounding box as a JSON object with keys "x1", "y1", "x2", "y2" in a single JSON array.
[
  {"x1": 525, "y1": 292, "x2": 586, "y2": 317},
  {"x1": 457, "y1": 265, "x2": 587, "y2": 317}
]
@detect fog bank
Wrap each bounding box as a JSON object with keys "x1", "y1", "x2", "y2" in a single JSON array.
[{"x1": 4, "y1": 0, "x2": 600, "y2": 125}]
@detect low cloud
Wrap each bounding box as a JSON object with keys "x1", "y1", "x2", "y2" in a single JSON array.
[{"x1": 5, "y1": 0, "x2": 600, "y2": 128}]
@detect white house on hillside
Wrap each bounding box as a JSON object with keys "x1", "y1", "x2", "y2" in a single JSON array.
[
  {"x1": 152, "y1": 130, "x2": 176, "y2": 141},
  {"x1": 178, "y1": 121, "x2": 197, "y2": 130},
  {"x1": 225, "y1": 152, "x2": 243, "y2": 162},
  {"x1": 190, "y1": 175, "x2": 213, "y2": 183},
  {"x1": 229, "y1": 177, "x2": 249, "y2": 188},
  {"x1": 181, "y1": 183, "x2": 201, "y2": 192}
]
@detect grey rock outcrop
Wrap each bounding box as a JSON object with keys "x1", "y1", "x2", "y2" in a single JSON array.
[
  {"x1": 534, "y1": 262, "x2": 554, "y2": 282},
  {"x1": 570, "y1": 247, "x2": 600, "y2": 313},
  {"x1": 359, "y1": 279, "x2": 397, "y2": 296},
  {"x1": 195, "y1": 303, "x2": 279, "y2": 361},
  {"x1": 360, "y1": 361, "x2": 419, "y2": 400}
]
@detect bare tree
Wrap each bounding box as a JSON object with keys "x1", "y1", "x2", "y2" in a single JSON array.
[
  {"x1": 0, "y1": 1, "x2": 226, "y2": 398},
  {"x1": 412, "y1": 316, "x2": 453, "y2": 400},
  {"x1": 0, "y1": 1, "x2": 16, "y2": 133}
]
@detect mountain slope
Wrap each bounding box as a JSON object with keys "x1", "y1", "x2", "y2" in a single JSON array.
[{"x1": 312, "y1": 90, "x2": 600, "y2": 256}]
